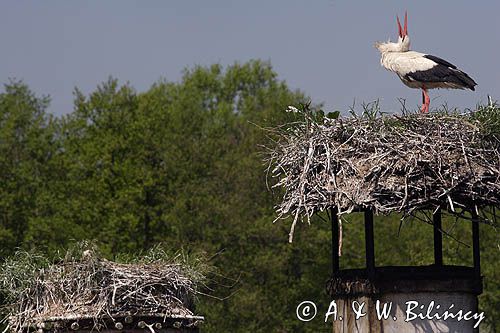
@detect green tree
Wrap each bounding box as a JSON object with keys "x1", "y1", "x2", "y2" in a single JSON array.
[{"x1": 0, "y1": 81, "x2": 55, "y2": 258}]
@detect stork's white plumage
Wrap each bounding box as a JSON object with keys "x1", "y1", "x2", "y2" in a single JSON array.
[{"x1": 375, "y1": 12, "x2": 477, "y2": 113}]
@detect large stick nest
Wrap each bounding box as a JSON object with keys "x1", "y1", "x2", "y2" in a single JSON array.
[
  {"x1": 267, "y1": 104, "x2": 500, "y2": 242},
  {"x1": 0, "y1": 245, "x2": 207, "y2": 332}
]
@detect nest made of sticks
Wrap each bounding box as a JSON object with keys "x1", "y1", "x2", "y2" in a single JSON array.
[
  {"x1": 267, "y1": 103, "x2": 500, "y2": 242},
  {"x1": 0, "y1": 244, "x2": 208, "y2": 332}
]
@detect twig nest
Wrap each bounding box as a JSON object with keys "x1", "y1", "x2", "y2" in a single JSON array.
[
  {"x1": 1, "y1": 245, "x2": 206, "y2": 333},
  {"x1": 268, "y1": 106, "x2": 500, "y2": 241}
]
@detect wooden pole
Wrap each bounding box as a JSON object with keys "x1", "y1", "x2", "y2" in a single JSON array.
[
  {"x1": 331, "y1": 207, "x2": 339, "y2": 274},
  {"x1": 433, "y1": 207, "x2": 443, "y2": 266},
  {"x1": 364, "y1": 210, "x2": 375, "y2": 276}
]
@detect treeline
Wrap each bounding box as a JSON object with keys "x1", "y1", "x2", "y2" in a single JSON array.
[{"x1": 0, "y1": 60, "x2": 498, "y2": 332}]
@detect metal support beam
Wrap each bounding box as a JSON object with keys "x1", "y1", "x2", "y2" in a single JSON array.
[
  {"x1": 364, "y1": 210, "x2": 375, "y2": 276},
  {"x1": 471, "y1": 210, "x2": 481, "y2": 277},
  {"x1": 330, "y1": 207, "x2": 339, "y2": 274},
  {"x1": 433, "y1": 207, "x2": 443, "y2": 266}
]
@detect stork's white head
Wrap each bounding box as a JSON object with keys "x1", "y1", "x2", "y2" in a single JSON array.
[{"x1": 375, "y1": 11, "x2": 410, "y2": 53}]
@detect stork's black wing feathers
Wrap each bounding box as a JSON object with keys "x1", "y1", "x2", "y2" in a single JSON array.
[
  {"x1": 405, "y1": 55, "x2": 477, "y2": 91},
  {"x1": 423, "y1": 54, "x2": 457, "y2": 69}
]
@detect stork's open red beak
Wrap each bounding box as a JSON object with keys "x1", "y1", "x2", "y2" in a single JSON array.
[{"x1": 397, "y1": 11, "x2": 408, "y2": 38}]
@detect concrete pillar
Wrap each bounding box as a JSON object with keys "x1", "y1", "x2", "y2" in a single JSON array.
[{"x1": 327, "y1": 266, "x2": 482, "y2": 333}]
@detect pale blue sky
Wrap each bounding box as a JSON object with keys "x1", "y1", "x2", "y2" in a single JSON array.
[{"x1": 0, "y1": 1, "x2": 498, "y2": 116}]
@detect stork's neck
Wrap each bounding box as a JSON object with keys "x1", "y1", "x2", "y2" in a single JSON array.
[
  {"x1": 375, "y1": 41, "x2": 405, "y2": 53},
  {"x1": 375, "y1": 36, "x2": 411, "y2": 54}
]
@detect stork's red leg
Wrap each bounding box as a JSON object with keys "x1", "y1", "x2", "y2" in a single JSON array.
[
  {"x1": 420, "y1": 86, "x2": 430, "y2": 113},
  {"x1": 424, "y1": 89, "x2": 430, "y2": 113}
]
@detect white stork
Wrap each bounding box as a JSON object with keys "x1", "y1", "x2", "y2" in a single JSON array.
[{"x1": 375, "y1": 12, "x2": 477, "y2": 113}]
